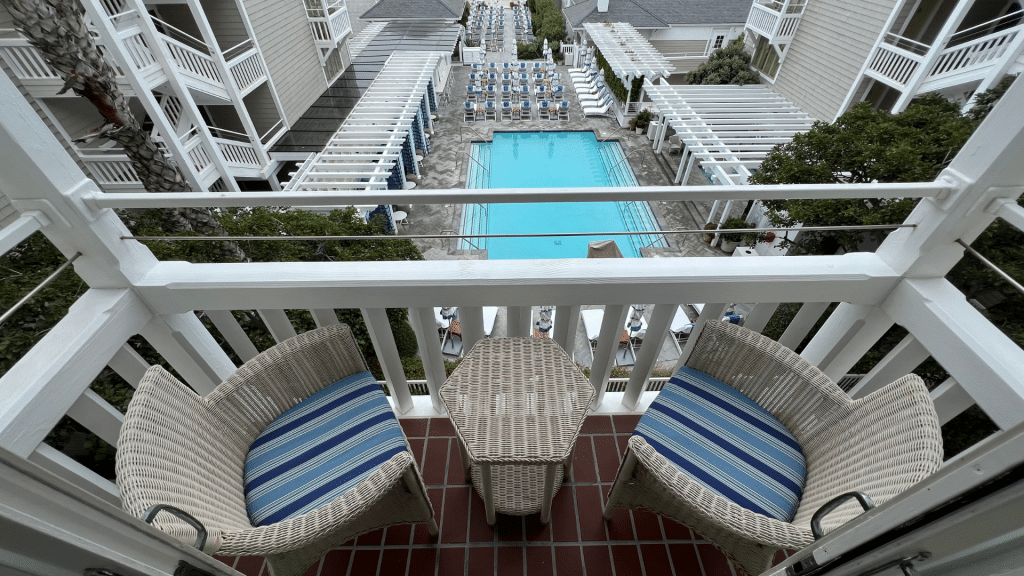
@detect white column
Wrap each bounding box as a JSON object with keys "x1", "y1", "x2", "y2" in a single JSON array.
[
  {"x1": 107, "y1": 343, "x2": 151, "y2": 388},
  {"x1": 891, "y1": 0, "x2": 976, "y2": 113},
  {"x1": 28, "y1": 444, "x2": 121, "y2": 505},
  {"x1": 553, "y1": 305, "x2": 581, "y2": 356},
  {"x1": 258, "y1": 309, "x2": 298, "y2": 342},
  {"x1": 590, "y1": 304, "x2": 630, "y2": 409},
  {"x1": 310, "y1": 308, "x2": 341, "y2": 327},
  {"x1": 849, "y1": 333, "x2": 929, "y2": 398},
  {"x1": 742, "y1": 302, "x2": 779, "y2": 334},
  {"x1": 409, "y1": 306, "x2": 446, "y2": 413},
  {"x1": 206, "y1": 309, "x2": 259, "y2": 362},
  {"x1": 799, "y1": 303, "x2": 894, "y2": 383},
  {"x1": 362, "y1": 308, "x2": 413, "y2": 414},
  {"x1": 66, "y1": 389, "x2": 124, "y2": 448},
  {"x1": 140, "y1": 312, "x2": 236, "y2": 395},
  {"x1": 507, "y1": 305, "x2": 532, "y2": 338},
  {"x1": 777, "y1": 301, "x2": 830, "y2": 350},
  {"x1": 460, "y1": 306, "x2": 486, "y2": 354},
  {"x1": 622, "y1": 303, "x2": 675, "y2": 410},
  {"x1": 672, "y1": 302, "x2": 727, "y2": 373}
]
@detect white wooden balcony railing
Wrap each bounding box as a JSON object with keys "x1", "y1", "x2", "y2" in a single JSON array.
[
  {"x1": 225, "y1": 43, "x2": 268, "y2": 96},
  {"x1": 745, "y1": 0, "x2": 805, "y2": 45},
  {"x1": 307, "y1": 2, "x2": 352, "y2": 49},
  {"x1": 921, "y1": 26, "x2": 1023, "y2": 92},
  {"x1": 80, "y1": 154, "x2": 142, "y2": 189},
  {"x1": 866, "y1": 38, "x2": 923, "y2": 89},
  {"x1": 1, "y1": 71, "x2": 1023, "y2": 559}
]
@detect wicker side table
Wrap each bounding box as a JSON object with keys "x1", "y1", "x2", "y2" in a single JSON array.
[{"x1": 439, "y1": 337, "x2": 595, "y2": 525}]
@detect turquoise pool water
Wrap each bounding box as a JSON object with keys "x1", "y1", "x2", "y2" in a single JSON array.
[{"x1": 461, "y1": 131, "x2": 663, "y2": 259}]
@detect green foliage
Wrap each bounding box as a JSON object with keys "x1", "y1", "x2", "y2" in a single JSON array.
[
  {"x1": 686, "y1": 36, "x2": 760, "y2": 86},
  {"x1": 751, "y1": 95, "x2": 977, "y2": 254},
  {"x1": 629, "y1": 109, "x2": 654, "y2": 130},
  {"x1": 719, "y1": 217, "x2": 749, "y2": 243},
  {"x1": 594, "y1": 49, "x2": 643, "y2": 103},
  {"x1": 965, "y1": 75, "x2": 1017, "y2": 123},
  {"x1": 530, "y1": 0, "x2": 566, "y2": 44},
  {"x1": 460, "y1": 1, "x2": 469, "y2": 27},
  {"x1": 367, "y1": 355, "x2": 460, "y2": 384}
]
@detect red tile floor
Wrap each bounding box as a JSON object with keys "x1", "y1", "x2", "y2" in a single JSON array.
[{"x1": 218, "y1": 415, "x2": 793, "y2": 576}]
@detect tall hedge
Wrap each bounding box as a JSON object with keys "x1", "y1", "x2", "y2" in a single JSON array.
[{"x1": 594, "y1": 48, "x2": 642, "y2": 103}]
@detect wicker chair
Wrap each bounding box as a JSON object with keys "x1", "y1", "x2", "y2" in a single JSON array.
[
  {"x1": 116, "y1": 324, "x2": 437, "y2": 576},
  {"x1": 603, "y1": 320, "x2": 942, "y2": 576}
]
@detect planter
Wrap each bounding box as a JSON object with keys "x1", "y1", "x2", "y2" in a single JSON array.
[
  {"x1": 720, "y1": 239, "x2": 738, "y2": 252},
  {"x1": 635, "y1": 127, "x2": 644, "y2": 135}
]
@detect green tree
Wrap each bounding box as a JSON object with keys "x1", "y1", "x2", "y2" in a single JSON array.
[
  {"x1": 750, "y1": 94, "x2": 976, "y2": 254},
  {"x1": 686, "y1": 36, "x2": 760, "y2": 86}
]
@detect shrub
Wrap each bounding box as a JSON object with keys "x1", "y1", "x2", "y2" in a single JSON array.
[{"x1": 686, "y1": 35, "x2": 760, "y2": 86}]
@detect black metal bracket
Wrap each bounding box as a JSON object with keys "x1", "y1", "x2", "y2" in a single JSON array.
[
  {"x1": 811, "y1": 491, "x2": 877, "y2": 540},
  {"x1": 142, "y1": 504, "x2": 208, "y2": 551}
]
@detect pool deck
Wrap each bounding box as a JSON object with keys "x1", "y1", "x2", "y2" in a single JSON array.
[{"x1": 403, "y1": 61, "x2": 743, "y2": 366}]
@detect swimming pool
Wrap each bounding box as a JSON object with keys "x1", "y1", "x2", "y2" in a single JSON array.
[{"x1": 461, "y1": 131, "x2": 664, "y2": 259}]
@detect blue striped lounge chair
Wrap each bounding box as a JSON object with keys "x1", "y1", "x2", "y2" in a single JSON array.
[
  {"x1": 485, "y1": 100, "x2": 496, "y2": 120},
  {"x1": 464, "y1": 101, "x2": 475, "y2": 121},
  {"x1": 602, "y1": 320, "x2": 943, "y2": 576},
  {"x1": 116, "y1": 324, "x2": 438, "y2": 576},
  {"x1": 558, "y1": 100, "x2": 569, "y2": 120},
  {"x1": 501, "y1": 85, "x2": 512, "y2": 101},
  {"x1": 538, "y1": 100, "x2": 552, "y2": 120},
  {"x1": 551, "y1": 85, "x2": 564, "y2": 101},
  {"x1": 521, "y1": 100, "x2": 532, "y2": 119},
  {"x1": 519, "y1": 62, "x2": 528, "y2": 72},
  {"x1": 501, "y1": 100, "x2": 513, "y2": 120},
  {"x1": 466, "y1": 85, "x2": 476, "y2": 101}
]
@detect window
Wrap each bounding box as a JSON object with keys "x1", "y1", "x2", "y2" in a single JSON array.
[
  {"x1": 751, "y1": 36, "x2": 781, "y2": 78},
  {"x1": 713, "y1": 35, "x2": 725, "y2": 50}
]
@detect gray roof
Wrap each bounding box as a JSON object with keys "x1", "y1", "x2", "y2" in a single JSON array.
[
  {"x1": 361, "y1": 0, "x2": 465, "y2": 21},
  {"x1": 565, "y1": 0, "x2": 750, "y2": 29}
]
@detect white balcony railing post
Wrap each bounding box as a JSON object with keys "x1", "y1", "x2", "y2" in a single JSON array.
[
  {"x1": 590, "y1": 304, "x2": 630, "y2": 409},
  {"x1": 361, "y1": 308, "x2": 414, "y2": 414},
  {"x1": 258, "y1": 309, "x2": 299, "y2": 342},
  {"x1": 507, "y1": 305, "x2": 532, "y2": 338},
  {"x1": 672, "y1": 303, "x2": 727, "y2": 374},
  {"x1": 409, "y1": 307, "x2": 446, "y2": 413},
  {"x1": 798, "y1": 302, "x2": 895, "y2": 383},
  {"x1": 741, "y1": 302, "x2": 779, "y2": 334},
  {"x1": 139, "y1": 312, "x2": 236, "y2": 395},
  {"x1": 848, "y1": 334, "x2": 929, "y2": 398},
  {"x1": 553, "y1": 305, "x2": 581, "y2": 358},
  {"x1": 458, "y1": 306, "x2": 486, "y2": 353},
  {"x1": 205, "y1": 310, "x2": 260, "y2": 362},
  {"x1": 777, "y1": 301, "x2": 829, "y2": 349},
  {"x1": 621, "y1": 302, "x2": 676, "y2": 411}
]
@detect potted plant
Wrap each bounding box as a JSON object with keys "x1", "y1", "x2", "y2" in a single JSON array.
[
  {"x1": 701, "y1": 222, "x2": 717, "y2": 243},
  {"x1": 718, "y1": 217, "x2": 748, "y2": 252},
  {"x1": 629, "y1": 109, "x2": 654, "y2": 134}
]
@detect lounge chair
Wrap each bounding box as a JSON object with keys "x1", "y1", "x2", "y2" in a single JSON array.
[
  {"x1": 669, "y1": 305, "x2": 693, "y2": 350},
  {"x1": 535, "y1": 85, "x2": 547, "y2": 101},
  {"x1": 484, "y1": 100, "x2": 496, "y2": 120},
  {"x1": 486, "y1": 85, "x2": 496, "y2": 101},
  {"x1": 604, "y1": 320, "x2": 942, "y2": 576},
  {"x1": 538, "y1": 100, "x2": 551, "y2": 120},
  {"x1": 501, "y1": 100, "x2": 513, "y2": 120},
  {"x1": 520, "y1": 85, "x2": 531, "y2": 100},
  {"x1": 464, "y1": 101, "x2": 475, "y2": 121},
  {"x1": 532, "y1": 62, "x2": 541, "y2": 72},
  {"x1": 583, "y1": 96, "x2": 612, "y2": 117},
  {"x1": 534, "y1": 72, "x2": 545, "y2": 85},
  {"x1": 558, "y1": 100, "x2": 569, "y2": 121},
  {"x1": 521, "y1": 100, "x2": 532, "y2": 119},
  {"x1": 116, "y1": 325, "x2": 438, "y2": 576},
  {"x1": 466, "y1": 85, "x2": 476, "y2": 101},
  {"x1": 551, "y1": 85, "x2": 564, "y2": 101},
  {"x1": 501, "y1": 85, "x2": 512, "y2": 101},
  {"x1": 501, "y1": 73, "x2": 512, "y2": 86},
  {"x1": 668, "y1": 134, "x2": 682, "y2": 154},
  {"x1": 578, "y1": 89, "x2": 610, "y2": 106}
]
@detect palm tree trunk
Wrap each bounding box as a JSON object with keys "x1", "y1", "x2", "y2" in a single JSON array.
[{"x1": 3, "y1": 0, "x2": 247, "y2": 261}]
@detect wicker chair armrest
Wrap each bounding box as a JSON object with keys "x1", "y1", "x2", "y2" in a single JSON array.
[
  {"x1": 628, "y1": 436, "x2": 815, "y2": 549},
  {"x1": 205, "y1": 324, "x2": 370, "y2": 443},
  {"x1": 686, "y1": 321, "x2": 853, "y2": 441},
  {"x1": 218, "y1": 451, "x2": 415, "y2": 556},
  {"x1": 792, "y1": 374, "x2": 942, "y2": 528}
]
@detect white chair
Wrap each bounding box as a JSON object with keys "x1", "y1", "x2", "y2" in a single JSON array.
[
  {"x1": 464, "y1": 101, "x2": 475, "y2": 122},
  {"x1": 668, "y1": 134, "x2": 682, "y2": 154},
  {"x1": 558, "y1": 100, "x2": 569, "y2": 121},
  {"x1": 501, "y1": 101, "x2": 513, "y2": 120},
  {"x1": 583, "y1": 96, "x2": 613, "y2": 117}
]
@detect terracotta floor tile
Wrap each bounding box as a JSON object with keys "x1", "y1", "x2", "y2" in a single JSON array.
[
  {"x1": 408, "y1": 549, "x2": 438, "y2": 576},
  {"x1": 422, "y1": 438, "x2": 451, "y2": 485},
  {"x1": 213, "y1": 556, "x2": 235, "y2": 568},
  {"x1": 493, "y1": 514, "x2": 525, "y2": 542},
  {"x1": 632, "y1": 509, "x2": 663, "y2": 541},
  {"x1": 384, "y1": 524, "x2": 412, "y2": 546},
  {"x1": 400, "y1": 418, "x2": 429, "y2": 438},
  {"x1": 698, "y1": 544, "x2": 736, "y2": 576},
  {"x1": 408, "y1": 438, "x2": 425, "y2": 469},
  {"x1": 233, "y1": 556, "x2": 264, "y2": 576},
  {"x1": 611, "y1": 545, "x2": 643, "y2": 576},
  {"x1": 438, "y1": 547, "x2": 465, "y2": 576},
  {"x1": 441, "y1": 486, "x2": 470, "y2": 544},
  {"x1": 468, "y1": 547, "x2": 495, "y2": 574},
  {"x1": 349, "y1": 549, "x2": 380, "y2": 576},
  {"x1": 553, "y1": 547, "x2": 584, "y2": 576},
  {"x1": 574, "y1": 486, "x2": 607, "y2": 542},
  {"x1": 525, "y1": 514, "x2": 552, "y2": 542},
  {"x1": 605, "y1": 508, "x2": 635, "y2": 541},
  {"x1": 497, "y1": 547, "x2": 524, "y2": 576},
  {"x1": 299, "y1": 559, "x2": 321, "y2": 576},
  {"x1": 468, "y1": 493, "x2": 495, "y2": 542},
  {"x1": 668, "y1": 543, "x2": 702, "y2": 575},
  {"x1": 592, "y1": 435, "x2": 623, "y2": 483},
  {"x1": 379, "y1": 549, "x2": 410, "y2": 576},
  {"x1": 525, "y1": 546, "x2": 554, "y2": 576},
  {"x1": 446, "y1": 441, "x2": 467, "y2": 486},
  {"x1": 640, "y1": 544, "x2": 673, "y2": 575},
  {"x1": 612, "y1": 414, "x2": 642, "y2": 434},
  {"x1": 662, "y1": 518, "x2": 693, "y2": 540},
  {"x1": 413, "y1": 488, "x2": 445, "y2": 544},
  {"x1": 549, "y1": 487, "x2": 579, "y2": 542},
  {"x1": 774, "y1": 550, "x2": 789, "y2": 566},
  {"x1": 616, "y1": 434, "x2": 630, "y2": 454},
  {"x1": 320, "y1": 550, "x2": 351, "y2": 575},
  {"x1": 580, "y1": 415, "x2": 614, "y2": 434},
  {"x1": 570, "y1": 438, "x2": 597, "y2": 483},
  {"x1": 582, "y1": 545, "x2": 614, "y2": 576},
  {"x1": 356, "y1": 528, "x2": 384, "y2": 546},
  {"x1": 429, "y1": 417, "x2": 456, "y2": 437}
]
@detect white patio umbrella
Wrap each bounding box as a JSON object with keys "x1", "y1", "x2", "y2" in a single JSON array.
[
  {"x1": 628, "y1": 305, "x2": 646, "y2": 333},
  {"x1": 440, "y1": 307, "x2": 457, "y2": 320}
]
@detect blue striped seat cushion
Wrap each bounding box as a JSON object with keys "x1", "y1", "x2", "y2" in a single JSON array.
[
  {"x1": 634, "y1": 367, "x2": 806, "y2": 522},
  {"x1": 244, "y1": 371, "x2": 407, "y2": 526}
]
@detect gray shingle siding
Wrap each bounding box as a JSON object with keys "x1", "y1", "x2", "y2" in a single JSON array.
[
  {"x1": 772, "y1": 0, "x2": 897, "y2": 121},
  {"x1": 243, "y1": 0, "x2": 327, "y2": 126}
]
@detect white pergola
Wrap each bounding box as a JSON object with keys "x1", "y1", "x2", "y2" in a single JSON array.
[
  {"x1": 582, "y1": 22, "x2": 675, "y2": 112},
  {"x1": 644, "y1": 81, "x2": 816, "y2": 231},
  {"x1": 287, "y1": 51, "x2": 445, "y2": 199}
]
